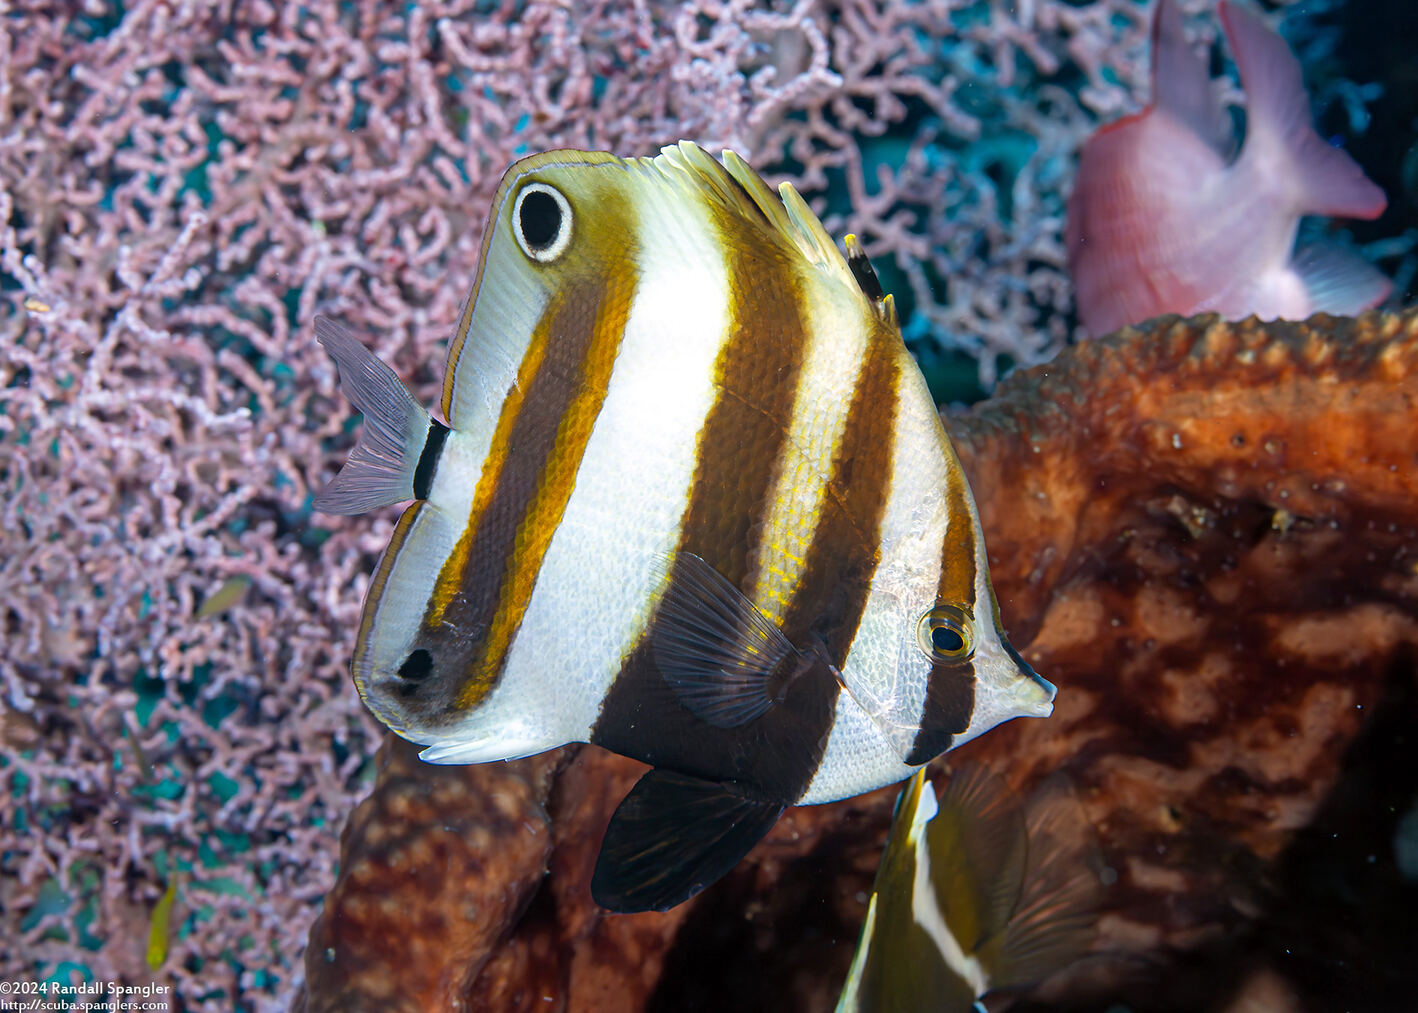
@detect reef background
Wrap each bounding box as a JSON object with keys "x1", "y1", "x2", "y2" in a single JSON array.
[{"x1": 0, "y1": 1, "x2": 1412, "y2": 1009}]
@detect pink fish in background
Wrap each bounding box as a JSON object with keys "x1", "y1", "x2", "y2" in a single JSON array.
[{"x1": 1066, "y1": 0, "x2": 1390, "y2": 339}]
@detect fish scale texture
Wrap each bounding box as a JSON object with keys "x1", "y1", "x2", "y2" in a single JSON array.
[{"x1": 0, "y1": 0, "x2": 1396, "y2": 1008}]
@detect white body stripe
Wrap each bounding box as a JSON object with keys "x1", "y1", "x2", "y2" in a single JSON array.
[
  {"x1": 910, "y1": 787, "x2": 988, "y2": 997},
  {"x1": 443, "y1": 173, "x2": 734, "y2": 758},
  {"x1": 800, "y1": 363, "x2": 949, "y2": 804},
  {"x1": 444, "y1": 215, "x2": 551, "y2": 435}
]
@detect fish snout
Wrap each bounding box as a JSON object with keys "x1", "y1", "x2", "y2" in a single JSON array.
[{"x1": 1004, "y1": 640, "x2": 1055, "y2": 718}]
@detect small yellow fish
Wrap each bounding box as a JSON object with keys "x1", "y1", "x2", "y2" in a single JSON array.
[
  {"x1": 317, "y1": 142, "x2": 1056, "y2": 912},
  {"x1": 195, "y1": 574, "x2": 253, "y2": 619},
  {"x1": 837, "y1": 766, "x2": 1100, "y2": 1013},
  {"x1": 146, "y1": 874, "x2": 181, "y2": 971}
]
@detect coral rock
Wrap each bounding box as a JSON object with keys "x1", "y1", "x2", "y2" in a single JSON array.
[
  {"x1": 301, "y1": 310, "x2": 1418, "y2": 1012},
  {"x1": 298, "y1": 738, "x2": 563, "y2": 1012}
]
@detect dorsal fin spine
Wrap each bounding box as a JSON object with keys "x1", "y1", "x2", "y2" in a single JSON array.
[{"x1": 657, "y1": 143, "x2": 866, "y2": 301}]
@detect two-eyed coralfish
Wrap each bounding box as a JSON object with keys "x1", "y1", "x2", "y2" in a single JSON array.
[{"x1": 316, "y1": 141, "x2": 1056, "y2": 912}]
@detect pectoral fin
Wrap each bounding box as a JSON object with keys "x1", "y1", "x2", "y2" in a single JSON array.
[
  {"x1": 591, "y1": 768, "x2": 786, "y2": 913},
  {"x1": 649, "y1": 552, "x2": 803, "y2": 728}
]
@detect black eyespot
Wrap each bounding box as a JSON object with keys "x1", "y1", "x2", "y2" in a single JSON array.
[
  {"x1": 931, "y1": 625, "x2": 965, "y2": 654},
  {"x1": 519, "y1": 190, "x2": 560, "y2": 250},
  {"x1": 398, "y1": 648, "x2": 433, "y2": 681},
  {"x1": 512, "y1": 182, "x2": 572, "y2": 262}
]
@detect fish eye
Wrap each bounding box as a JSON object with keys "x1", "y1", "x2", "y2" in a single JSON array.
[
  {"x1": 398, "y1": 648, "x2": 433, "y2": 681},
  {"x1": 513, "y1": 182, "x2": 572, "y2": 262},
  {"x1": 916, "y1": 605, "x2": 975, "y2": 664}
]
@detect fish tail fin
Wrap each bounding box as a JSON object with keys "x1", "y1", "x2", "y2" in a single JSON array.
[
  {"x1": 1152, "y1": 0, "x2": 1232, "y2": 154},
  {"x1": 1222, "y1": 1, "x2": 1386, "y2": 219},
  {"x1": 314, "y1": 315, "x2": 444, "y2": 515}
]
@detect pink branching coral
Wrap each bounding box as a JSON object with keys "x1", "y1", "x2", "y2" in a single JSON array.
[{"x1": 0, "y1": 0, "x2": 1346, "y2": 1008}]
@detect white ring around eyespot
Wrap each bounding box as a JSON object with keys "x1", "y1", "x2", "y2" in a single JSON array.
[{"x1": 512, "y1": 182, "x2": 573, "y2": 263}]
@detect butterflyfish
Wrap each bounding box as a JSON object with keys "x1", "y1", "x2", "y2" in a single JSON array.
[
  {"x1": 316, "y1": 141, "x2": 1056, "y2": 912},
  {"x1": 1067, "y1": 0, "x2": 1390, "y2": 339},
  {"x1": 836, "y1": 766, "x2": 1100, "y2": 1013}
]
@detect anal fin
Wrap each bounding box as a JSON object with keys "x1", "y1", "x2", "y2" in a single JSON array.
[{"x1": 591, "y1": 768, "x2": 786, "y2": 913}]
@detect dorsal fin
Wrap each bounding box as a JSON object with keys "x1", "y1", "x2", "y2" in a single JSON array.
[
  {"x1": 653, "y1": 142, "x2": 864, "y2": 299},
  {"x1": 844, "y1": 233, "x2": 899, "y2": 328}
]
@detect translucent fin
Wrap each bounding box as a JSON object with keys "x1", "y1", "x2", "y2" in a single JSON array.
[
  {"x1": 927, "y1": 765, "x2": 1029, "y2": 954},
  {"x1": 1151, "y1": 0, "x2": 1232, "y2": 154},
  {"x1": 415, "y1": 725, "x2": 555, "y2": 765},
  {"x1": 314, "y1": 315, "x2": 434, "y2": 515},
  {"x1": 1221, "y1": 0, "x2": 1386, "y2": 219},
  {"x1": 838, "y1": 767, "x2": 1100, "y2": 1011},
  {"x1": 1292, "y1": 242, "x2": 1393, "y2": 316},
  {"x1": 591, "y1": 768, "x2": 785, "y2": 912},
  {"x1": 981, "y1": 775, "x2": 1102, "y2": 991},
  {"x1": 649, "y1": 552, "x2": 800, "y2": 728},
  {"x1": 674, "y1": 142, "x2": 794, "y2": 235}
]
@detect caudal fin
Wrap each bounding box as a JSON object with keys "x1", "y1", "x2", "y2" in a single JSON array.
[
  {"x1": 1221, "y1": 0, "x2": 1386, "y2": 219},
  {"x1": 313, "y1": 315, "x2": 442, "y2": 515},
  {"x1": 1152, "y1": 0, "x2": 1233, "y2": 154}
]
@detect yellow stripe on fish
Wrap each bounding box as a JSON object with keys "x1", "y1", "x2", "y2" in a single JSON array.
[{"x1": 314, "y1": 141, "x2": 1056, "y2": 913}]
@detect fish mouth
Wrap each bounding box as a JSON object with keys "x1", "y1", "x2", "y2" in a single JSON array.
[{"x1": 1003, "y1": 638, "x2": 1056, "y2": 717}]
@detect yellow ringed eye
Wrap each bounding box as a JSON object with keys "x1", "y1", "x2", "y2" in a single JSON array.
[{"x1": 916, "y1": 605, "x2": 975, "y2": 663}]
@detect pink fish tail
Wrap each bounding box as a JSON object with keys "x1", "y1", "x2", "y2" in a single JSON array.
[
  {"x1": 1221, "y1": 0, "x2": 1386, "y2": 220},
  {"x1": 1153, "y1": 0, "x2": 1231, "y2": 154}
]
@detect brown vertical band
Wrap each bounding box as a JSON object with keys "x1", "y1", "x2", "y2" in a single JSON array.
[
  {"x1": 775, "y1": 328, "x2": 900, "y2": 663},
  {"x1": 908, "y1": 454, "x2": 983, "y2": 764},
  {"x1": 591, "y1": 170, "x2": 847, "y2": 803}
]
